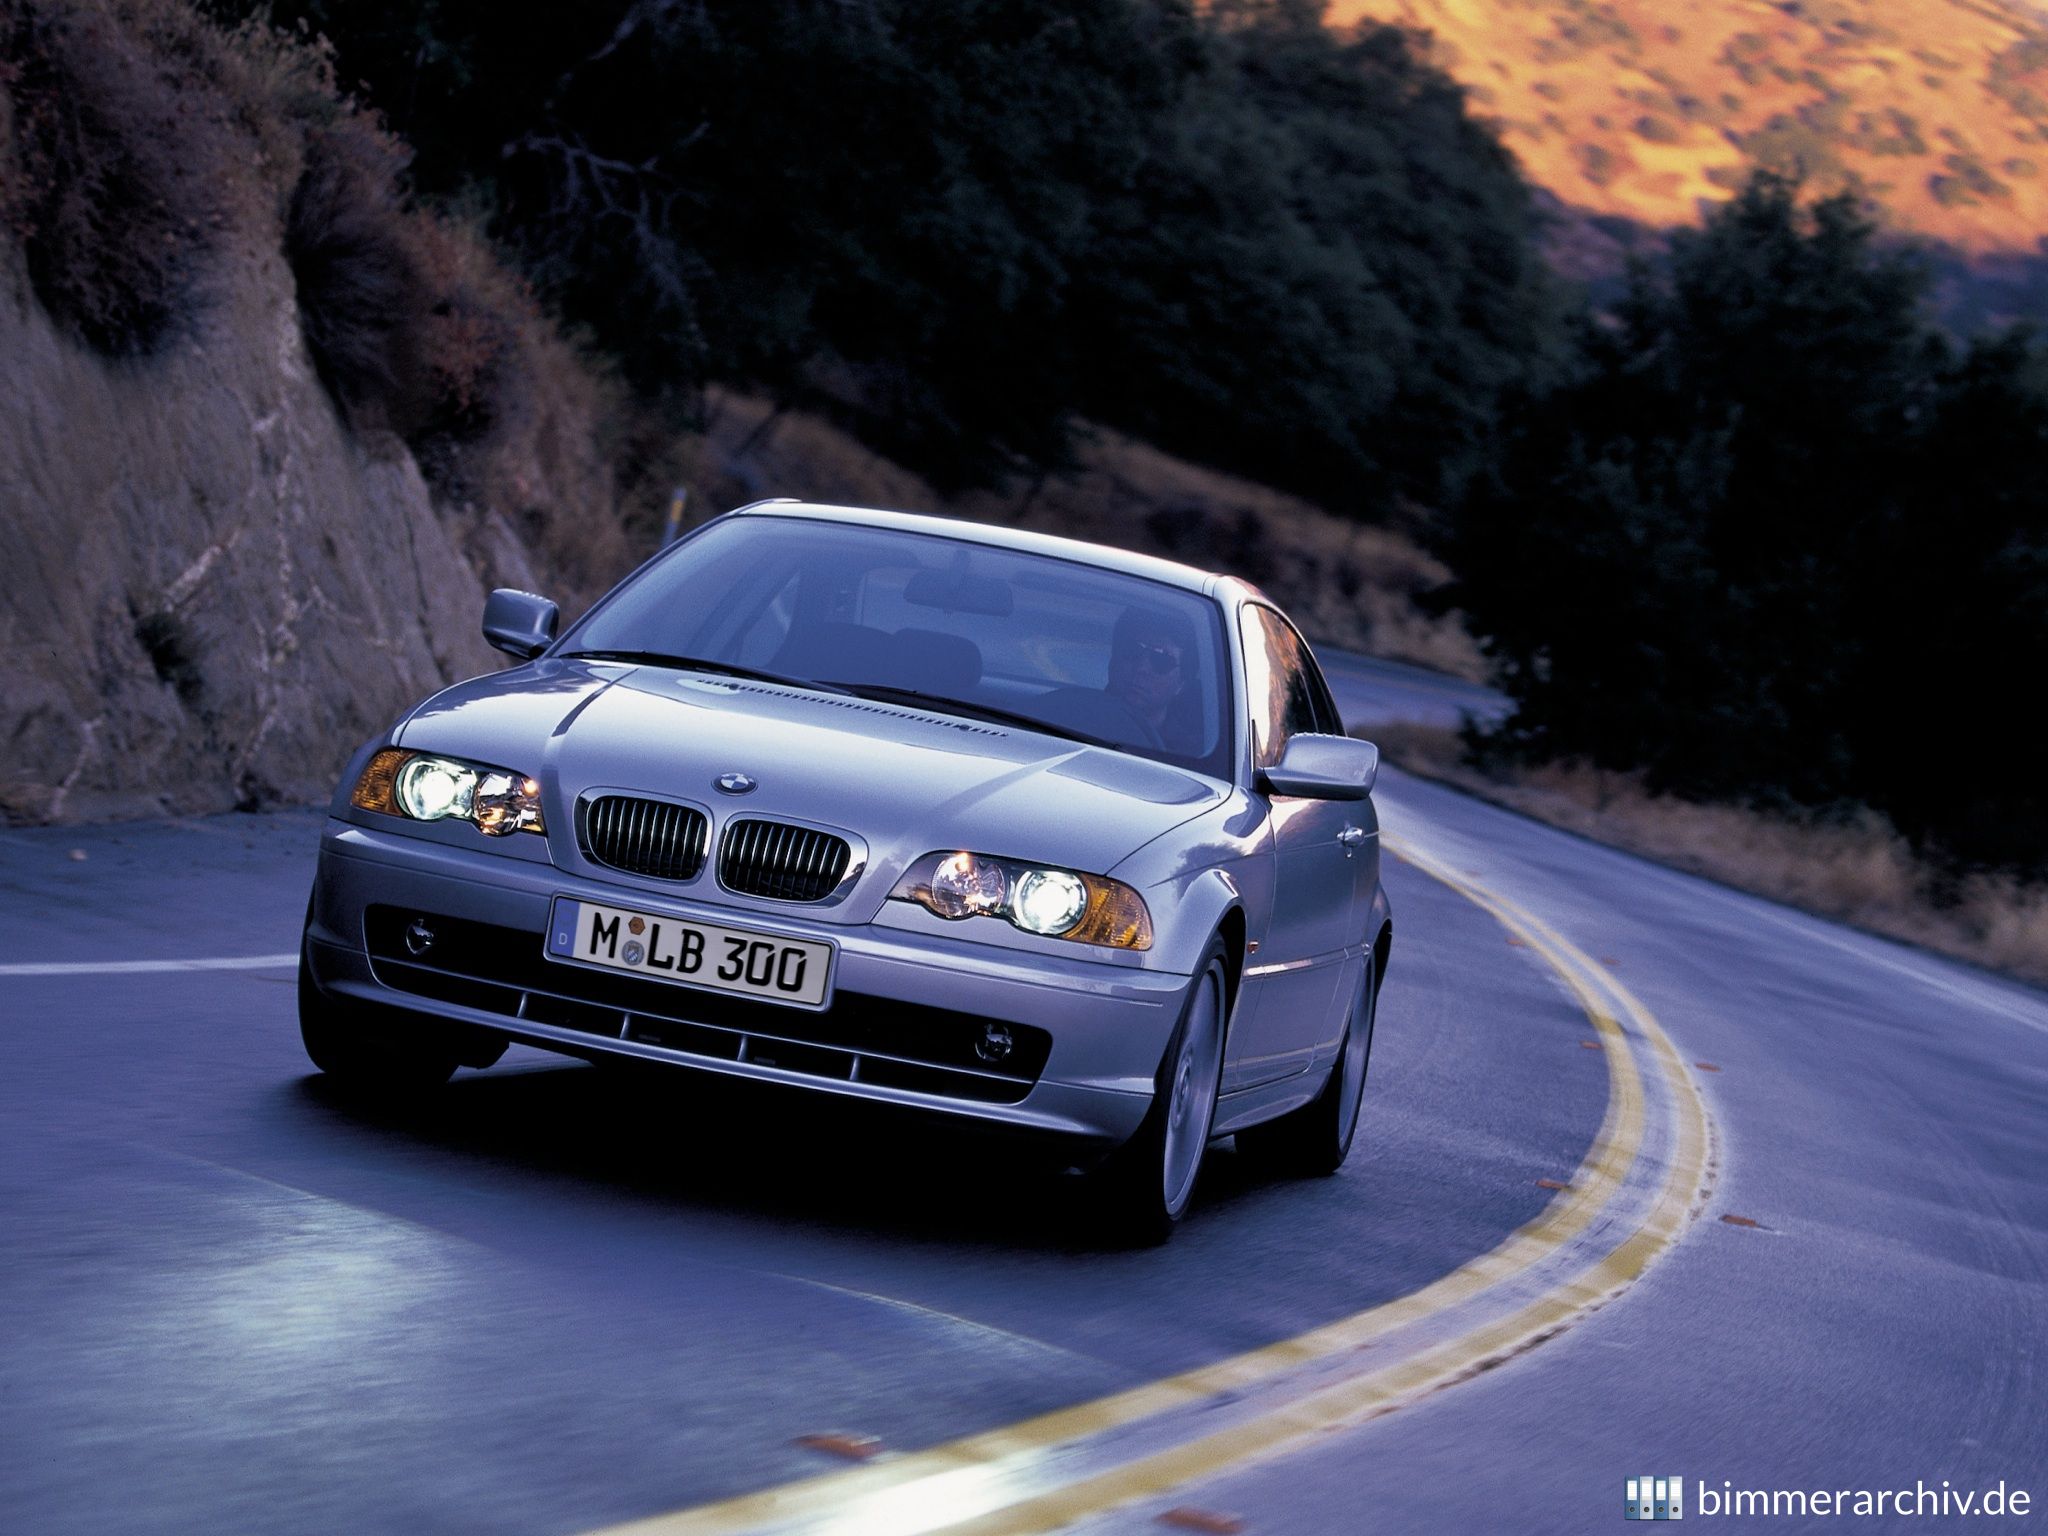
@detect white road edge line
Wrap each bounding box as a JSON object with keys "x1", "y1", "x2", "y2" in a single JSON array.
[{"x1": 0, "y1": 954, "x2": 298, "y2": 976}]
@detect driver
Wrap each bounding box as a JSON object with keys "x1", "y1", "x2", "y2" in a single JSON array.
[{"x1": 1106, "y1": 607, "x2": 1191, "y2": 746}]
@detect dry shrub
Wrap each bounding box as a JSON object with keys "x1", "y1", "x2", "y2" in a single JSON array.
[
  {"x1": 1964, "y1": 876, "x2": 2048, "y2": 980},
  {"x1": 259, "y1": 46, "x2": 636, "y2": 609},
  {"x1": 671, "y1": 388, "x2": 1488, "y2": 679},
  {"x1": 1370, "y1": 723, "x2": 2048, "y2": 986},
  {"x1": 264, "y1": 72, "x2": 629, "y2": 600},
  {"x1": 411, "y1": 217, "x2": 519, "y2": 445},
  {"x1": 409, "y1": 213, "x2": 637, "y2": 604},
  {"x1": 269, "y1": 78, "x2": 521, "y2": 455},
  {"x1": 0, "y1": 0, "x2": 242, "y2": 353},
  {"x1": 283, "y1": 111, "x2": 427, "y2": 429}
]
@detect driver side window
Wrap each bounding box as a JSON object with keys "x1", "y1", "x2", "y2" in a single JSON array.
[{"x1": 1242, "y1": 606, "x2": 1324, "y2": 769}]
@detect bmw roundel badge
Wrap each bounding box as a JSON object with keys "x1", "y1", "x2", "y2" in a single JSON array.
[{"x1": 716, "y1": 771, "x2": 757, "y2": 795}]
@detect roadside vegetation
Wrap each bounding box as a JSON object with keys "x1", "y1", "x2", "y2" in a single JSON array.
[
  {"x1": 1438, "y1": 176, "x2": 2048, "y2": 890},
  {"x1": 1372, "y1": 723, "x2": 2048, "y2": 987},
  {"x1": 0, "y1": 0, "x2": 639, "y2": 596},
  {"x1": 193, "y1": 0, "x2": 1564, "y2": 513}
]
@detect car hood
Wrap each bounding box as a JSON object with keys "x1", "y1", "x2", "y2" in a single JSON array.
[{"x1": 398, "y1": 660, "x2": 1226, "y2": 896}]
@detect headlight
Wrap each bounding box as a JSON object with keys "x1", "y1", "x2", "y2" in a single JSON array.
[
  {"x1": 351, "y1": 749, "x2": 545, "y2": 837},
  {"x1": 929, "y1": 851, "x2": 1009, "y2": 918},
  {"x1": 1012, "y1": 868, "x2": 1087, "y2": 934},
  {"x1": 396, "y1": 756, "x2": 474, "y2": 821},
  {"x1": 890, "y1": 852, "x2": 1152, "y2": 949}
]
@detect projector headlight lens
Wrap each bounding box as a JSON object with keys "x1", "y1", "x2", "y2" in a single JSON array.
[
  {"x1": 395, "y1": 756, "x2": 477, "y2": 822},
  {"x1": 1011, "y1": 868, "x2": 1088, "y2": 935}
]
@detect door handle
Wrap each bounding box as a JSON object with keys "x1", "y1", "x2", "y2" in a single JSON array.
[{"x1": 1337, "y1": 826, "x2": 1366, "y2": 847}]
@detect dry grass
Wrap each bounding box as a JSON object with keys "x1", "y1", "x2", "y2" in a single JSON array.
[
  {"x1": 667, "y1": 388, "x2": 1487, "y2": 678},
  {"x1": 1336, "y1": 0, "x2": 2048, "y2": 259},
  {"x1": 1371, "y1": 723, "x2": 2048, "y2": 987}
]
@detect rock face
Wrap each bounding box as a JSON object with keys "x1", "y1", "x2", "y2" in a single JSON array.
[{"x1": 0, "y1": 234, "x2": 593, "y2": 823}]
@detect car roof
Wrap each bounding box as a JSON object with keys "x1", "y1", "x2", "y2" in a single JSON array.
[{"x1": 732, "y1": 500, "x2": 1253, "y2": 603}]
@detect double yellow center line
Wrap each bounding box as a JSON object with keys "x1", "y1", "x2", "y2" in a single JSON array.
[{"x1": 586, "y1": 837, "x2": 1715, "y2": 1536}]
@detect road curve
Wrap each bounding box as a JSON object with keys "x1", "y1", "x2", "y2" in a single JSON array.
[{"x1": 0, "y1": 652, "x2": 2041, "y2": 1534}]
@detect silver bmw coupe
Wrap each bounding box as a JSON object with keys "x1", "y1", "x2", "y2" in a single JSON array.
[{"x1": 303, "y1": 502, "x2": 1390, "y2": 1240}]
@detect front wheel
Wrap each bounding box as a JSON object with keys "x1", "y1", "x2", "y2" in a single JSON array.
[
  {"x1": 299, "y1": 943, "x2": 460, "y2": 1096},
  {"x1": 1090, "y1": 936, "x2": 1230, "y2": 1245},
  {"x1": 1236, "y1": 954, "x2": 1376, "y2": 1178}
]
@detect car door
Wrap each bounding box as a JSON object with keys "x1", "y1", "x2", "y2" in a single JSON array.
[
  {"x1": 1300, "y1": 638, "x2": 1378, "y2": 1057},
  {"x1": 1223, "y1": 605, "x2": 1356, "y2": 1091}
]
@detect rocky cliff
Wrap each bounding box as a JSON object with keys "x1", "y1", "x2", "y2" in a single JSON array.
[
  {"x1": 0, "y1": 0, "x2": 637, "y2": 824},
  {"x1": 7, "y1": 246, "x2": 493, "y2": 821}
]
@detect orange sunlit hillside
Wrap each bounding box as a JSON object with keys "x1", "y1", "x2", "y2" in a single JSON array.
[{"x1": 1331, "y1": 0, "x2": 2048, "y2": 255}]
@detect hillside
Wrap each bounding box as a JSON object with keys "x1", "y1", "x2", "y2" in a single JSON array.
[
  {"x1": 0, "y1": 0, "x2": 636, "y2": 822},
  {"x1": 667, "y1": 389, "x2": 1484, "y2": 682},
  {"x1": 1334, "y1": 0, "x2": 2048, "y2": 259}
]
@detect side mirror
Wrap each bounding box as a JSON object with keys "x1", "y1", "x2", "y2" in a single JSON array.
[
  {"x1": 1256, "y1": 734, "x2": 1379, "y2": 800},
  {"x1": 482, "y1": 588, "x2": 559, "y2": 660}
]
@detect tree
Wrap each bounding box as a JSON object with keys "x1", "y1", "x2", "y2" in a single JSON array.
[
  {"x1": 208, "y1": 0, "x2": 1561, "y2": 505},
  {"x1": 1069, "y1": 1, "x2": 1561, "y2": 514},
  {"x1": 1442, "y1": 172, "x2": 2048, "y2": 875}
]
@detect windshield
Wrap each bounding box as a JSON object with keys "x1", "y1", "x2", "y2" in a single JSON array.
[{"x1": 565, "y1": 516, "x2": 1237, "y2": 779}]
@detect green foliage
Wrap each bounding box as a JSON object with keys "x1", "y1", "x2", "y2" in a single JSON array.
[
  {"x1": 1533, "y1": 1, "x2": 1639, "y2": 65},
  {"x1": 1578, "y1": 141, "x2": 1623, "y2": 186},
  {"x1": 1065, "y1": 3, "x2": 1562, "y2": 511},
  {"x1": 200, "y1": 0, "x2": 1558, "y2": 507},
  {"x1": 1935, "y1": 151, "x2": 2011, "y2": 203},
  {"x1": 1988, "y1": 36, "x2": 2048, "y2": 123},
  {"x1": 1742, "y1": 113, "x2": 1848, "y2": 185},
  {"x1": 1439, "y1": 172, "x2": 2048, "y2": 876}
]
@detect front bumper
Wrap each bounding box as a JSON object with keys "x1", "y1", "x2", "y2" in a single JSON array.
[{"x1": 306, "y1": 819, "x2": 1186, "y2": 1145}]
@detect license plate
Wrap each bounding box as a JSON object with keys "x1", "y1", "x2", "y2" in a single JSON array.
[{"x1": 545, "y1": 898, "x2": 833, "y2": 1009}]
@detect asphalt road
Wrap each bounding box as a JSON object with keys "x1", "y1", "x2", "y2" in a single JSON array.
[{"x1": 1, "y1": 653, "x2": 2042, "y2": 1534}]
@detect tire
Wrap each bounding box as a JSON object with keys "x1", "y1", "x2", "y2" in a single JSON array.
[
  {"x1": 1090, "y1": 935, "x2": 1230, "y2": 1245},
  {"x1": 1236, "y1": 953, "x2": 1376, "y2": 1178},
  {"x1": 299, "y1": 936, "x2": 460, "y2": 1096}
]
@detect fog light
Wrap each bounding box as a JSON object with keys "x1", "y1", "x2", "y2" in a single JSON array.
[
  {"x1": 976, "y1": 1022, "x2": 1014, "y2": 1064},
  {"x1": 404, "y1": 916, "x2": 437, "y2": 957}
]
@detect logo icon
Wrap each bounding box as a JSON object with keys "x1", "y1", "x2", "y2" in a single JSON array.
[
  {"x1": 1627, "y1": 1476, "x2": 1684, "y2": 1521},
  {"x1": 716, "y1": 772, "x2": 757, "y2": 795}
]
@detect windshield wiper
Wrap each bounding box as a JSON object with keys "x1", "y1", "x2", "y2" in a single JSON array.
[
  {"x1": 823, "y1": 682, "x2": 1114, "y2": 748},
  {"x1": 565, "y1": 650, "x2": 849, "y2": 695}
]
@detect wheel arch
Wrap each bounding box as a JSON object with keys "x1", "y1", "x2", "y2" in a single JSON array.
[{"x1": 1216, "y1": 904, "x2": 1246, "y2": 1024}]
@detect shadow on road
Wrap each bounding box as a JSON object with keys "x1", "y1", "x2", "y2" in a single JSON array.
[{"x1": 286, "y1": 1060, "x2": 1296, "y2": 1255}]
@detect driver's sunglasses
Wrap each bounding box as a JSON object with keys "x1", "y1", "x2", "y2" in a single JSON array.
[{"x1": 1128, "y1": 640, "x2": 1183, "y2": 675}]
